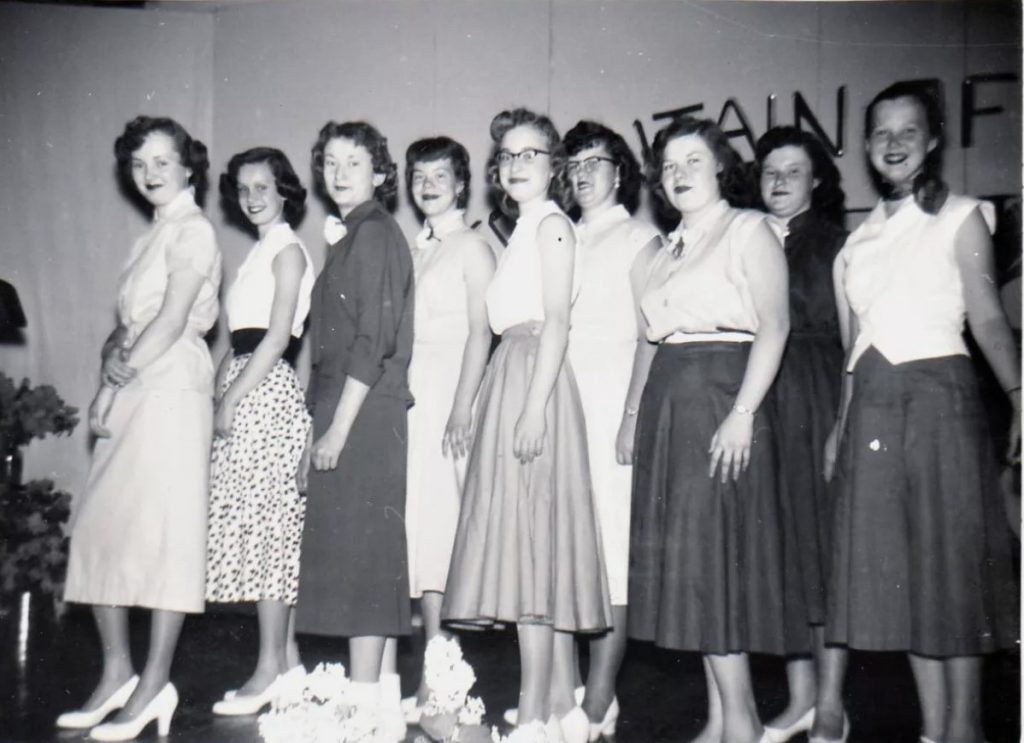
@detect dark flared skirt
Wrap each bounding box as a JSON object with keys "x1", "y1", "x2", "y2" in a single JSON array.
[
  {"x1": 770, "y1": 334, "x2": 843, "y2": 636},
  {"x1": 441, "y1": 324, "x2": 613, "y2": 632},
  {"x1": 628, "y1": 342, "x2": 797, "y2": 654},
  {"x1": 296, "y1": 385, "x2": 411, "y2": 638},
  {"x1": 826, "y1": 347, "x2": 1018, "y2": 656}
]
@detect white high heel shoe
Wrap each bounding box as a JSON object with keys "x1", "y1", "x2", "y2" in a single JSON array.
[
  {"x1": 400, "y1": 694, "x2": 424, "y2": 724},
  {"x1": 211, "y1": 665, "x2": 305, "y2": 716},
  {"x1": 763, "y1": 706, "x2": 815, "y2": 742},
  {"x1": 88, "y1": 682, "x2": 178, "y2": 741},
  {"x1": 56, "y1": 676, "x2": 140, "y2": 730},
  {"x1": 587, "y1": 697, "x2": 619, "y2": 741}
]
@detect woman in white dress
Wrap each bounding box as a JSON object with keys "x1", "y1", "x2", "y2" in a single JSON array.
[
  {"x1": 564, "y1": 120, "x2": 660, "y2": 741},
  {"x1": 387, "y1": 136, "x2": 495, "y2": 722},
  {"x1": 59, "y1": 116, "x2": 222, "y2": 741},
  {"x1": 205, "y1": 147, "x2": 315, "y2": 714}
]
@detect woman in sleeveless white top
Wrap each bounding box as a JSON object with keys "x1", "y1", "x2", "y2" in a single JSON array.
[
  {"x1": 561, "y1": 121, "x2": 660, "y2": 740},
  {"x1": 61, "y1": 118, "x2": 221, "y2": 738},
  {"x1": 442, "y1": 109, "x2": 612, "y2": 742},
  {"x1": 205, "y1": 149, "x2": 315, "y2": 713},
  {"x1": 384, "y1": 138, "x2": 495, "y2": 719},
  {"x1": 820, "y1": 84, "x2": 1019, "y2": 743}
]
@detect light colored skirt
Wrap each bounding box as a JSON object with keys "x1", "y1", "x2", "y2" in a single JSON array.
[
  {"x1": 206, "y1": 357, "x2": 310, "y2": 605},
  {"x1": 442, "y1": 323, "x2": 613, "y2": 632}
]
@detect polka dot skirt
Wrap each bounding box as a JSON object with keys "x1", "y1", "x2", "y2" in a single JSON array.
[{"x1": 206, "y1": 356, "x2": 311, "y2": 605}]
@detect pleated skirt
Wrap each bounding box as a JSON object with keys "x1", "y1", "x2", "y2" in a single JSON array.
[
  {"x1": 826, "y1": 347, "x2": 1018, "y2": 656},
  {"x1": 441, "y1": 323, "x2": 613, "y2": 632},
  {"x1": 628, "y1": 342, "x2": 795, "y2": 655},
  {"x1": 770, "y1": 334, "x2": 843, "y2": 635},
  {"x1": 206, "y1": 357, "x2": 311, "y2": 605}
]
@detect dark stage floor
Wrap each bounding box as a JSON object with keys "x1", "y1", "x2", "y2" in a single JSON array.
[{"x1": 0, "y1": 601, "x2": 1018, "y2": 743}]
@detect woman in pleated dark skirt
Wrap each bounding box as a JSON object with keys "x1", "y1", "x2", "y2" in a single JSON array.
[
  {"x1": 752, "y1": 128, "x2": 848, "y2": 743},
  {"x1": 628, "y1": 116, "x2": 794, "y2": 743},
  {"x1": 822, "y1": 81, "x2": 1019, "y2": 743}
]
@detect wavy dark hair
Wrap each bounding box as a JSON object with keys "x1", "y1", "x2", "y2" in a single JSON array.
[
  {"x1": 564, "y1": 120, "x2": 644, "y2": 214},
  {"x1": 487, "y1": 107, "x2": 571, "y2": 216},
  {"x1": 405, "y1": 136, "x2": 472, "y2": 211},
  {"x1": 864, "y1": 80, "x2": 947, "y2": 214},
  {"x1": 114, "y1": 116, "x2": 209, "y2": 205},
  {"x1": 647, "y1": 116, "x2": 753, "y2": 221},
  {"x1": 219, "y1": 147, "x2": 307, "y2": 227},
  {"x1": 754, "y1": 126, "x2": 846, "y2": 225},
  {"x1": 311, "y1": 121, "x2": 398, "y2": 212}
]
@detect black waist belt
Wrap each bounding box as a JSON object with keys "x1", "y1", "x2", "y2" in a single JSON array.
[{"x1": 230, "y1": 328, "x2": 302, "y2": 367}]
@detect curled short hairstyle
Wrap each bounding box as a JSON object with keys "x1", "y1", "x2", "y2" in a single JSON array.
[
  {"x1": 219, "y1": 147, "x2": 307, "y2": 227},
  {"x1": 865, "y1": 80, "x2": 946, "y2": 214},
  {"x1": 647, "y1": 117, "x2": 753, "y2": 219},
  {"x1": 487, "y1": 108, "x2": 571, "y2": 215},
  {"x1": 114, "y1": 116, "x2": 209, "y2": 204},
  {"x1": 405, "y1": 136, "x2": 472, "y2": 210},
  {"x1": 754, "y1": 126, "x2": 846, "y2": 225},
  {"x1": 311, "y1": 121, "x2": 398, "y2": 212},
  {"x1": 564, "y1": 120, "x2": 644, "y2": 214}
]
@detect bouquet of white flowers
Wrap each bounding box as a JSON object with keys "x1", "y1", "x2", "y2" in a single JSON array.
[
  {"x1": 258, "y1": 663, "x2": 379, "y2": 743},
  {"x1": 415, "y1": 636, "x2": 491, "y2": 743}
]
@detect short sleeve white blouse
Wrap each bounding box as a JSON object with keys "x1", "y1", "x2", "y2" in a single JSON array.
[{"x1": 224, "y1": 222, "x2": 315, "y2": 337}]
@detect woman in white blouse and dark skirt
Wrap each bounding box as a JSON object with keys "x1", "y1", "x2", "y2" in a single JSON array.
[
  {"x1": 821, "y1": 81, "x2": 1018, "y2": 743},
  {"x1": 205, "y1": 147, "x2": 315, "y2": 715},
  {"x1": 628, "y1": 116, "x2": 792, "y2": 743}
]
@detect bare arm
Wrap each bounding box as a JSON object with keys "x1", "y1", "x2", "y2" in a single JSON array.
[
  {"x1": 100, "y1": 325, "x2": 135, "y2": 387},
  {"x1": 824, "y1": 251, "x2": 857, "y2": 481},
  {"x1": 956, "y1": 208, "x2": 1021, "y2": 461},
  {"x1": 709, "y1": 220, "x2": 790, "y2": 482},
  {"x1": 215, "y1": 244, "x2": 307, "y2": 436},
  {"x1": 616, "y1": 235, "x2": 662, "y2": 464},
  {"x1": 513, "y1": 213, "x2": 576, "y2": 463},
  {"x1": 443, "y1": 234, "x2": 497, "y2": 459}
]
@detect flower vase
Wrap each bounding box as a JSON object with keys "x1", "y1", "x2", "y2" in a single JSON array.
[{"x1": 1, "y1": 445, "x2": 22, "y2": 486}]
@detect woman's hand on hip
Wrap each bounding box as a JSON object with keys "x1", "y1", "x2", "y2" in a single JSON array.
[
  {"x1": 311, "y1": 426, "x2": 347, "y2": 471},
  {"x1": 513, "y1": 407, "x2": 546, "y2": 464},
  {"x1": 708, "y1": 410, "x2": 754, "y2": 483}
]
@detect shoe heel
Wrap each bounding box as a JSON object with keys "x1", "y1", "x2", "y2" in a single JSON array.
[{"x1": 157, "y1": 710, "x2": 172, "y2": 737}]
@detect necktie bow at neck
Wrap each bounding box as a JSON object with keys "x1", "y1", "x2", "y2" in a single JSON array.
[
  {"x1": 414, "y1": 226, "x2": 439, "y2": 252},
  {"x1": 324, "y1": 215, "x2": 348, "y2": 245},
  {"x1": 665, "y1": 229, "x2": 687, "y2": 259}
]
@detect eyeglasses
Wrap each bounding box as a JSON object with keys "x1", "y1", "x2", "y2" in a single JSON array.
[
  {"x1": 496, "y1": 148, "x2": 550, "y2": 166},
  {"x1": 761, "y1": 167, "x2": 810, "y2": 183},
  {"x1": 566, "y1": 156, "x2": 615, "y2": 176}
]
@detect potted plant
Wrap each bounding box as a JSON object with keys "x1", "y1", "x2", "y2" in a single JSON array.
[{"x1": 0, "y1": 371, "x2": 78, "y2": 609}]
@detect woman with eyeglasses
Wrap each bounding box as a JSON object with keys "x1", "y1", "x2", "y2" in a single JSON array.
[
  {"x1": 383, "y1": 136, "x2": 495, "y2": 723},
  {"x1": 750, "y1": 127, "x2": 848, "y2": 743},
  {"x1": 442, "y1": 108, "x2": 612, "y2": 743},
  {"x1": 823, "y1": 81, "x2": 1018, "y2": 743},
  {"x1": 629, "y1": 116, "x2": 792, "y2": 743},
  {"x1": 563, "y1": 120, "x2": 660, "y2": 741}
]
